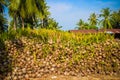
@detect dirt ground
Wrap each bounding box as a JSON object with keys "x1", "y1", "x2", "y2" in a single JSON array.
[{"x1": 29, "y1": 74, "x2": 120, "y2": 80}]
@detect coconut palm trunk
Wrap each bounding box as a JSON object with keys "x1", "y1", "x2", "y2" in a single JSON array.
[
  {"x1": 41, "y1": 19, "x2": 44, "y2": 28},
  {"x1": 21, "y1": 17, "x2": 25, "y2": 30},
  {"x1": 13, "y1": 13, "x2": 17, "y2": 30}
]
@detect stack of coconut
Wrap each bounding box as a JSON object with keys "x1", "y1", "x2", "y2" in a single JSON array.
[{"x1": 0, "y1": 37, "x2": 120, "y2": 80}]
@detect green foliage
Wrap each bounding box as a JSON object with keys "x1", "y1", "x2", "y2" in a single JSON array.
[
  {"x1": 46, "y1": 18, "x2": 62, "y2": 30},
  {"x1": 99, "y1": 8, "x2": 112, "y2": 29},
  {"x1": 76, "y1": 19, "x2": 84, "y2": 29},
  {"x1": 76, "y1": 19, "x2": 91, "y2": 29},
  {"x1": 0, "y1": 0, "x2": 5, "y2": 13},
  {"x1": 0, "y1": 28, "x2": 114, "y2": 45},
  {"x1": 88, "y1": 13, "x2": 98, "y2": 26},
  {"x1": 76, "y1": 19, "x2": 97, "y2": 30},
  {"x1": 8, "y1": 0, "x2": 50, "y2": 29},
  {"x1": 0, "y1": 14, "x2": 7, "y2": 33},
  {"x1": 76, "y1": 8, "x2": 120, "y2": 29},
  {"x1": 0, "y1": 0, "x2": 7, "y2": 33},
  {"x1": 111, "y1": 10, "x2": 120, "y2": 29}
]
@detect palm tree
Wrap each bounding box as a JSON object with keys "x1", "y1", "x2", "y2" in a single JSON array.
[
  {"x1": 0, "y1": 0, "x2": 5, "y2": 13},
  {"x1": 88, "y1": 13, "x2": 98, "y2": 26},
  {"x1": 99, "y1": 8, "x2": 112, "y2": 29},
  {"x1": 0, "y1": 0, "x2": 7, "y2": 33},
  {"x1": 9, "y1": 0, "x2": 50, "y2": 30},
  {"x1": 9, "y1": 0, "x2": 21, "y2": 30},
  {"x1": 47, "y1": 18, "x2": 62, "y2": 30},
  {"x1": 111, "y1": 10, "x2": 120, "y2": 29},
  {"x1": 76, "y1": 19, "x2": 85, "y2": 29},
  {"x1": 0, "y1": 14, "x2": 7, "y2": 33}
]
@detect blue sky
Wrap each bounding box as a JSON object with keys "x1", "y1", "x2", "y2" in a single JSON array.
[{"x1": 46, "y1": 0, "x2": 120, "y2": 30}]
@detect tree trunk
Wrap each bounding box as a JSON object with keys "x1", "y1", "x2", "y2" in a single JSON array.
[
  {"x1": 41, "y1": 19, "x2": 44, "y2": 28},
  {"x1": 21, "y1": 17, "x2": 25, "y2": 30},
  {"x1": 32, "y1": 16, "x2": 35, "y2": 29},
  {"x1": 13, "y1": 14, "x2": 17, "y2": 30}
]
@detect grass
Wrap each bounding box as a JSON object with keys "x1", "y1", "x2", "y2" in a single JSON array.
[{"x1": 0, "y1": 28, "x2": 114, "y2": 44}]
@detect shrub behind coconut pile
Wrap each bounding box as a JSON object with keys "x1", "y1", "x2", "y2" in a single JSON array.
[{"x1": 0, "y1": 28, "x2": 120, "y2": 79}]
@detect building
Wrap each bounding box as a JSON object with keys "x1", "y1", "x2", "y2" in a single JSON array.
[{"x1": 69, "y1": 29, "x2": 120, "y2": 38}]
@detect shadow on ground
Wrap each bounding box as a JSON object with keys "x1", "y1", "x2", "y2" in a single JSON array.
[{"x1": 0, "y1": 39, "x2": 12, "y2": 80}]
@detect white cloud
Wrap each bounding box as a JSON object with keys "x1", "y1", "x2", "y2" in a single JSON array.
[
  {"x1": 47, "y1": 1, "x2": 116, "y2": 30},
  {"x1": 47, "y1": 2, "x2": 93, "y2": 30},
  {"x1": 46, "y1": 0, "x2": 120, "y2": 30},
  {"x1": 49, "y1": 3, "x2": 72, "y2": 14}
]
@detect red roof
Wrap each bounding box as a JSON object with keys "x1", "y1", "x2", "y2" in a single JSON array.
[{"x1": 69, "y1": 29, "x2": 120, "y2": 34}]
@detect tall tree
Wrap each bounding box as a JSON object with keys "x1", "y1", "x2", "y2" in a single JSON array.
[
  {"x1": 46, "y1": 18, "x2": 62, "y2": 30},
  {"x1": 8, "y1": 0, "x2": 50, "y2": 30},
  {"x1": 0, "y1": 0, "x2": 5, "y2": 13},
  {"x1": 76, "y1": 19, "x2": 96, "y2": 30},
  {"x1": 76, "y1": 19, "x2": 85, "y2": 29},
  {"x1": 99, "y1": 8, "x2": 112, "y2": 29},
  {"x1": 111, "y1": 10, "x2": 120, "y2": 29},
  {"x1": 88, "y1": 13, "x2": 98, "y2": 26},
  {"x1": 9, "y1": 0, "x2": 21, "y2": 30},
  {"x1": 0, "y1": 0, "x2": 7, "y2": 33}
]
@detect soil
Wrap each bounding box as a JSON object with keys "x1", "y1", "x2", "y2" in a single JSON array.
[{"x1": 29, "y1": 74, "x2": 120, "y2": 80}]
